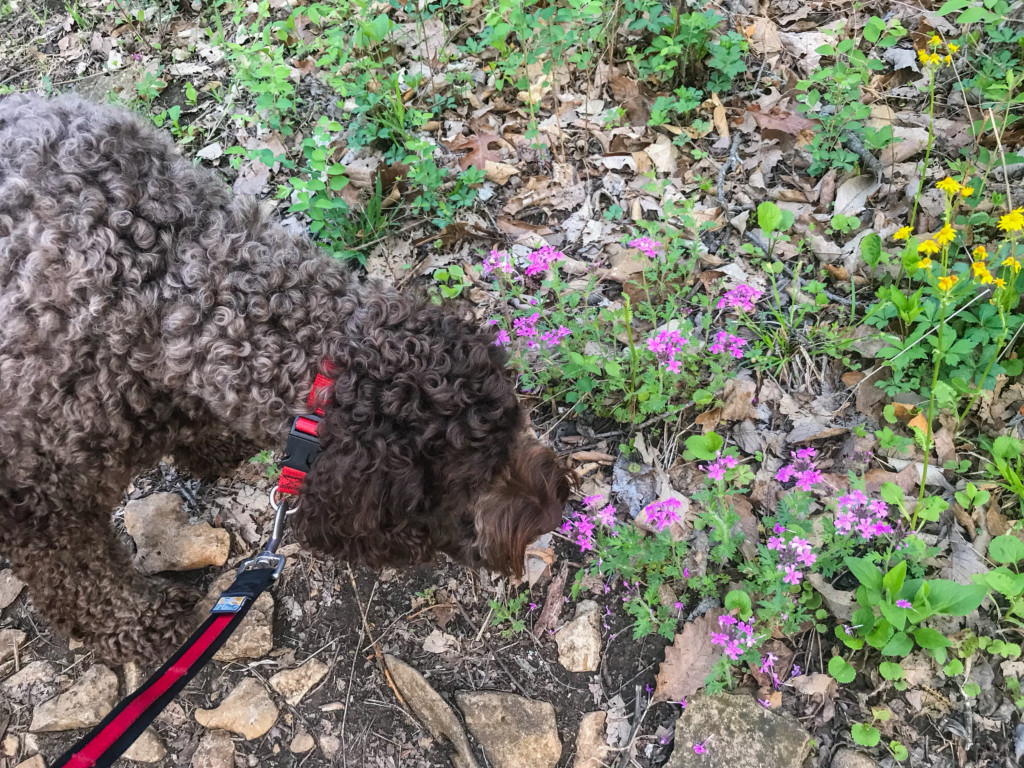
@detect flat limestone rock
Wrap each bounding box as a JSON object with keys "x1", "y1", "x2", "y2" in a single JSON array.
[
  {"x1": 195, "y1": 678, "x2": 279, "y2": 740},
  {"x1": 123, "y1": 728, "x2": 167, "y2": 763},
  {"x1": 30, "y1": 665, "x2": 118, "y2": 732},
  {"x1": 555, "y1": 600, "x2": 602, "y2": 673},
  {"x1": 0, "y1": 628, "x2": 28, "y2": 664},
  {"x1": 666, "y1": 693, "x2": 811, "y2": 768},
  {"x1": 0, "y1": 569, "x2": 25, "y2": 611},
  {"x1": 197, "y1": 572, "x2": 274, "y2": 662},
  {"x1": 574, "y1": 712, "x2": 611, "y2": 768},
  {"x1": 269, "y1": 659, "x2": 329, "y2": 705},
  {"x1": 190, "y1": 729, "x2": 235, "y2": 768},
  {"x1": 456, "y1": 691, "x2": 562, "y2": 768},
  {"x1": 124, "y1": 492, "x2": 230, "y2": 574},
  {"x1": 3, "y1": 661, "x2": 57, "y2": 707}
]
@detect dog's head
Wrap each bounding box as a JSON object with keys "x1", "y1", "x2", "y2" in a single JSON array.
[{"x1": 293, "y1": 294, "x2": 574, "y2": 576}]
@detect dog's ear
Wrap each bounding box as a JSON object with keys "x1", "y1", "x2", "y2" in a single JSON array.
[
  {"x1": 474, "y1": 440, "x2": 576, "y2": 577},
  {"x1": 294, "y1": 419, "x2": 433, "y2": 566}
]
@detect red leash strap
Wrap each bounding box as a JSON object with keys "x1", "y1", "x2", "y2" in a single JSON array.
[
  {"x1": 277, "y1": 368, "x2": 333, "y2": 494},
  {"x1": 51, "y1": 567, "x2": 277, "y2": 768}
]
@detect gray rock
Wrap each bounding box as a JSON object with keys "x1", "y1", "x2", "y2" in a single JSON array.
[
  {"x1": 30, "y1": 665, "x2": 119, "y2": 732},
  {"x1": 289, "y1": 730, "x2": 316, "y2": 754},
  {"x1": 15, "y1": 756, "x2": 46, "y2": 768},
  {"x1": 124, "y1": 492, "x2": 230, "y2": 573},
  {"x1": 666, "y1": 693, "x2": 810, "y2": 768},
  {"x1": 269, "y1": 659, "x2": 329, "y2": 705},
  {"x1": 190, "y1": 729, "x2": 235, "y2": 768},
  {"x1": 456, "y1": 691, "x2": 561, "y2": 768},
  {"x1": 0, "y1": 628, "x2": 27, "y2": 664},
  {"x1": 555, "y1": 600, "x2": 602, "y2": 673},
  {"x1": 123, "y1": 729, "x2": 167, "y2": 763},
  {"x1": 0, "y1": 569, "x2": 25, "y2": 610},
  {"x1": 574, "y1": 712, "x2": 611, "y2": 768},
  {"x1": 2, "y1": 661, "x2": 58, "y2": 706},
  {"x1": 612, "y1": 455, "x2": 658, "y2": 518},
  {"x1": 197, "y1": 572, "x2": 274, "y2": 661},
  {"x1": 195, "y1": 678, "x2": 278, "y2": 740},
  {"x1": 831, "y1": 748, "x2": 880, "y2": 768},
  {"x1": 384, "y1": 654, "x2": 478, "y2": 768}
]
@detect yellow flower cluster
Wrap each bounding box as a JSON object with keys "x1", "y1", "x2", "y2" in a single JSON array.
[
  {"x1": 938, "y1": 275, "x2": 958, "y2": 292},
  {"x1": 1000, "y1": 208, "x2": 1024, "y2": 233},
  {"x1": 935, "y1": 176, "x2": 974, "y2": 197},
  {"x1": 917, "y1": 35, "x2": 957, "y2": 67}
]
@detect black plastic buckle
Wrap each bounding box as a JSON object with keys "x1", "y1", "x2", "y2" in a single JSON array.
[{"x1": 282, "y1": 414, "x2": 321, "y2": 474}]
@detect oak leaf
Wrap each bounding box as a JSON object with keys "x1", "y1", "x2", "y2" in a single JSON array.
[{"x1": 653, "y1": 610, "x2": 723, "y2": 702}]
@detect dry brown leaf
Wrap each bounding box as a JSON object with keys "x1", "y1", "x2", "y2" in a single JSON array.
[
  {"x1": 571, "y1": 450, "x2": 616, "y2": 464},
  {"x1": 806, "y1": 573, "x2": 854, "y2": 622},
  {"x1": 748, "y1": 106, "x2": 816, "y2": 137},
  {"x1": 609, "y1": 75, "x2": 653, "y2": 126},
  {"x1": 833, "y1": 175, "x2": 880, "y2": 217},
  {"x1": 749, "y1": 17, "x2": 783, "y2": 55},
  {"x1": 710, "y1": 92, "x2": 729, "y2": 138},
  {"x1": 790, "y1": 673, "x2": 837, "y2": 700},
  {"x1": 446, "y1": 131, "x2": 505, "y2": 171},
  {"x1": 695, "y1": 408, "x2": 722, "y2": 431},
  {"x1": 484, "y1": 160, "x2": 519, "y2": 185},
  {"x1": 653, "y1": 610, "x2": 724, "y2": 702},
  {"x1": 721, "y1": 379, "x2": 758, "y2": 422},
  {"x1": 533, "y1": 561, "x2": 568, "y2": 637}
]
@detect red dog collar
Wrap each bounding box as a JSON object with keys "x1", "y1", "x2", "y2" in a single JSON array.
[{"x1": 277, "y1": 371, "x2": 333, "y2": 495}]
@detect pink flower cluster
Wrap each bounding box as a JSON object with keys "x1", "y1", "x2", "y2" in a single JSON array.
[
  {"x1": 539, "y1": 326, "x2": 572, "y2": 348},
  {"x1": 482, "y1": 249, "x2": 515, "y2": 277},
  {"x1": 525, "y1": 245, "x2": 564, "y2": 277},
  {"x1": 628, "y1": 236, "x2": 662, "y2": 259},
  {"x1": 704, "y1": 452, "x2": 739, "y2": 482},
  {"x1": 641, "y1": 498, "x2": 683, "y2": 533},
  {"x1": 767, "y1": 528, "x2": 817, "y2": 586},
  {"x1": 717, "y1": 284, "x2": 763, "y2": 313},
  {"x1": 834, "y1": 490, "x2": 893, "y2": 540},
  {"x1": 710, "y1": 614, "x2": 757, "y2": 660},
  {"x1": 709, "y1": 330, "x2": 746, "y2": 358},
  {"x1": 561, "y1": 495, "x2": 618, "y2": 552},
  {"x1": 647, "y1": 329, "x2": 690, "y2": 374},
  {"x1": 775, "y1": 447, "x2": 824, "y2": 491},
  {"x1": 513, "y1": 313, "x2": 540, "y2": 340}
]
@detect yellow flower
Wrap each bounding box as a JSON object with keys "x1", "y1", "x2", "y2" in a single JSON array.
[
  {"x1": 995, "y1": 278, "x2": 1007, "y2": 289},
  {"x1": 917, "y1": 49, "x2": 929, "y2": 64},
  {"x1": 1003, "y1": 256, "x2": 1022, "y2": 274},
  {"x1": 893, "y1": 226, "x2": 913, "y2": 241},
  {"x1": 973, "y1": 245, "x2": 988, "y2": 260},
  {"x1": 938, "y1": 275, "x2": 958, "y2": 292},
  {"x1": 999, "y1": 208, "x2": 1024, "y2": 233},
  {"x1": 917, "y1": 257, "x2": 933, "y2": 269},
  {"x1": 934, "y1": 224, "x2": 956, "y2": 246},
  {"x1": 918, "y1": 240, "x2": 940, "y2": 255},
  {"x1": 961, "y1": 185, "x2": 974, "y2": 197},
  {"x1": 973, "y1": 262, "x2": 993, "y2": 283},
  {"x1": 930, "y1": 34, "x2": 942, "y2": 47},
  {"x1": 929, "y1": 53, "x2": 942, "y2": 65},
  {"x1": 936, "y1": 177, "x2": 962, "y2": 195},
  {"x1": 943, "y1": 55, "x2": 952, "y2": 65},
  {"x1": 948, "y1": 44, "x2": 960, "y2": 53}
]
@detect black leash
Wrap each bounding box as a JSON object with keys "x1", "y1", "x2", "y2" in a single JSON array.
[{"x1": 52, "y1": 488, "x2": 297, "y2": 768}]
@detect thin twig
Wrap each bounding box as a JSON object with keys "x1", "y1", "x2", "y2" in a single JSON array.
[
  {"x1": 716, "y1": 132, "x2": 742, "y2": 208},
  {"x1": 341, "y1": 567, "x2": 380, "y2": 768},
  {"x1": 455, "y1": 599, "x2": 531, "y2": 697}
]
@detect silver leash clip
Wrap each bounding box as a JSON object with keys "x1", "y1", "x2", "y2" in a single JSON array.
[{"x1": 235, "y1": 485, "x2": 299, "y2": 581}]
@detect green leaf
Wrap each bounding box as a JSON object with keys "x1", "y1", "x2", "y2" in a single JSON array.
[
  {"x1": 926, "y1": 580, "x2": 988, "y2": 616},
  {"x1": 882, "y1": 631, "x2": 913, "y2": 656},
  {"x1": 884, "y1": 560, "x2": 907, "y2": 597},
  {"x1": 989, "y1": 534, "x2": 1024, "y2": 565},
  {"x1": 861, "y1": 232, "x2": 883, "y2": 268},
  {"x1": 852, "y1": 723, "x2": 881, "y2": 747},
  {"x1": 964, "y1": 682, "x2": 981, "y2": 697},
  {"x1": 879, "y1": 601, "x2": 907, "y2": 632},
  {"x1": 866, "y1": 618, "x2": 894, "y2": 650},
  {"x1": 891, "y1": 740, "x2": 909, "y2": 761},
  {"x1": 879, "y1": 661, "x2": 904, "y2": 680},
  {"x1": 879, "y1": 482, "x2": 903, "y2": 506},
  {"x1": 724, "y1": 590, "x2": 753, "y2": 619},
  {"x1": 683, "y1": 432, "x2": 724, "y2": 461},
  {"x1": 829, "y1": 656, "x2": 856, "y2": 684},
  {"x1": 943, "y1": 659, "x2": 964, "y2": 676},
  {"x1": 913, "y1": 627, "x2": 952, "y2": 651},
  {"x1": 845, "y1": 557, "x2": 884, "y2": 593},
  {"x1": 757, "y1": 201, "x2": 783, "y2": 235},
  {"x1": 936, "y1": 0, "x2": 972, "y2": 16}
]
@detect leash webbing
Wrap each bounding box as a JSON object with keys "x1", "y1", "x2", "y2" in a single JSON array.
[{"x1": 51, "y1": 567, "x2": 276, "y2": 768}]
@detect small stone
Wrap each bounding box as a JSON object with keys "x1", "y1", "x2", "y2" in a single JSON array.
[
  {"x1": 831, "y1": 748, "x2": 881, "y2": 768},
  {"x1": 195, "y1": 678, "x2": 279, "y2": 740},
  {"x1": 191, "y1": 729, "x2": 235, "y2": 768},
  {"x1": 666, "y1": 693, "x2": 811, "y2": 768},
  {"x1": 2, "y1": 661, "x2": 58, "y2": 706},
  {"x1": 574, "y1": 712, "x2": 610, "y2": 768},
  {"x1": 555, "y1": 600, "x2": 602, "y2": 673},
  {"x1": 319, "y1": 735, "x2": 340, "y2": 758},
  {"x1": 30, "y1": 665, "x2": 119, "y2": 732},
  {"x1": 198, "y1": 573, "x2": 274, "y2": 661},
  {"x1": 15, "y1": 756, "x2": 46, "y2": 768},
  {"x1": 123, "y1": 729, "x2": 167, "y2": 763},
  {"x1": 124, "y1": 492, "x2": 230, "y2": 573},
  {"x1": 2, "y1": 734, "x2": 19, "y2": 756},
  {"x1": 124, "y1": 661, "x2": 144, "y2": 693},
  {"x1": 0, "y1": 569, "x2": 25, "y2": 610},
  {"x1": 0, "y1": 628, "x2": 27, "y2": 663},
  {"x1": 456, "y1": 691, "x2": 561, "y2": 768},
  {"x1": 270, "y1": 659, "x2": 329, "y2": 706},
  {"x1": 290, "y1": 730, "x2": 316, "y2": 754}
]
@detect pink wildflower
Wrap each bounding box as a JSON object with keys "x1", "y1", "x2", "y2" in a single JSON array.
[
  {"x1": 494, "y1": 329, "x2": 510, "y2": 346},
  {"x1": 596, "y1": 504, "x2": 617, "y2": 527},
  {"x1": 717, "y1": 284, "x2": 763, "y2": 313},
  {"x1": 524, "y1": 245, "x2": 564, "y2": 277},
  {"x1": 642, "y1": 498, "x2": 682, "y2": 533},
  {"x1": 896, "y1": 599, "x2": 912, "y2": 609},
  {"x1": 513, "y1": 313, "x2": 540, "y2": 339},
  {"x1": 628, "y1": 235, "x2": 662, "y2": 259},
  {"x1": 703, "y1": 451, "x2": 739, "y2": 483},
  {"x1": 709, "y1": 330, "x2": 747, "y2": 358},
  {"x1": 775, "y1": 448, "x2": 824, "y2": 491},
  {"x1": 582, "y1": 494, "x2": 604, "y2": 509},
  {"x1": 647, "y1": 329, "x2": 690, "y2": 373},
  {"x1": 481, "y1": 249, "x2": 515, "y2": 277},
  {"x1": 772, "y1": 534, "x2": 817, "y2": 587},
  {"x1": 539, "y1": 325, "x2": 572, "y2": 348},
  {"x1": 710, "y1": 614, "x2": 757, "y2": 660},
  {"x1": 835, "y1": 491, "x2": 893, "y2": 540}
]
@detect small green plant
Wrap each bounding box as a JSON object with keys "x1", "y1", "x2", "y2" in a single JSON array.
[
  {"x1": 488, "y1": 590, "x2": 531, "y2": 637},
  {"x1": 432, "y1": 264, "x2": 472, "y2": 301},
  {"x1": 249, "y1": 449, "x2": 280, "y2": 481}
]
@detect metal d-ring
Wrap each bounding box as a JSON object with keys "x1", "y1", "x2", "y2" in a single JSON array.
[{"x1": 264, "y1": 485, "x2": 299, "y2": 556}]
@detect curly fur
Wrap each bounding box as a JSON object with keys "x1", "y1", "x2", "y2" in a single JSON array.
[{"x1": 0, "y1": 94, "x2": 574, "y2": 662}]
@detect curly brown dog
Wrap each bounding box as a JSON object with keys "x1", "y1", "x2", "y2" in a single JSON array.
[{"x1": 0, "y1": 94, "x2": 573, "y2": 663}]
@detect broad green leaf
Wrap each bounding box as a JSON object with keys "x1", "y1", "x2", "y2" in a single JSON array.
[
  {"x1": 882, "y1": 631, "x2": 913, "y2": 656},
  {"x1": 926, "y1": 580, "x2": 988, "y2": 616},
  {"x1": 829, "y1": 656, "x2": 856, "y2": 684},
  {"x1": 989, "y1": 534, "x2": 1024, "y2": 565},
  {"x1": 884, "y1": 561, "x2": 907, "y2": 597},
  {"x1": 852, "y1": 723, "x2": 881, "y2": 747},
  {"x1": 757, "y1": 201, "x2": 783, "y2": 235},
  {"x1": 879, "y1": 661, "x2": 904, "y2": 680},
  {"x1": 845, "y1": 557, "x2": 884, "y2": 593}
]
